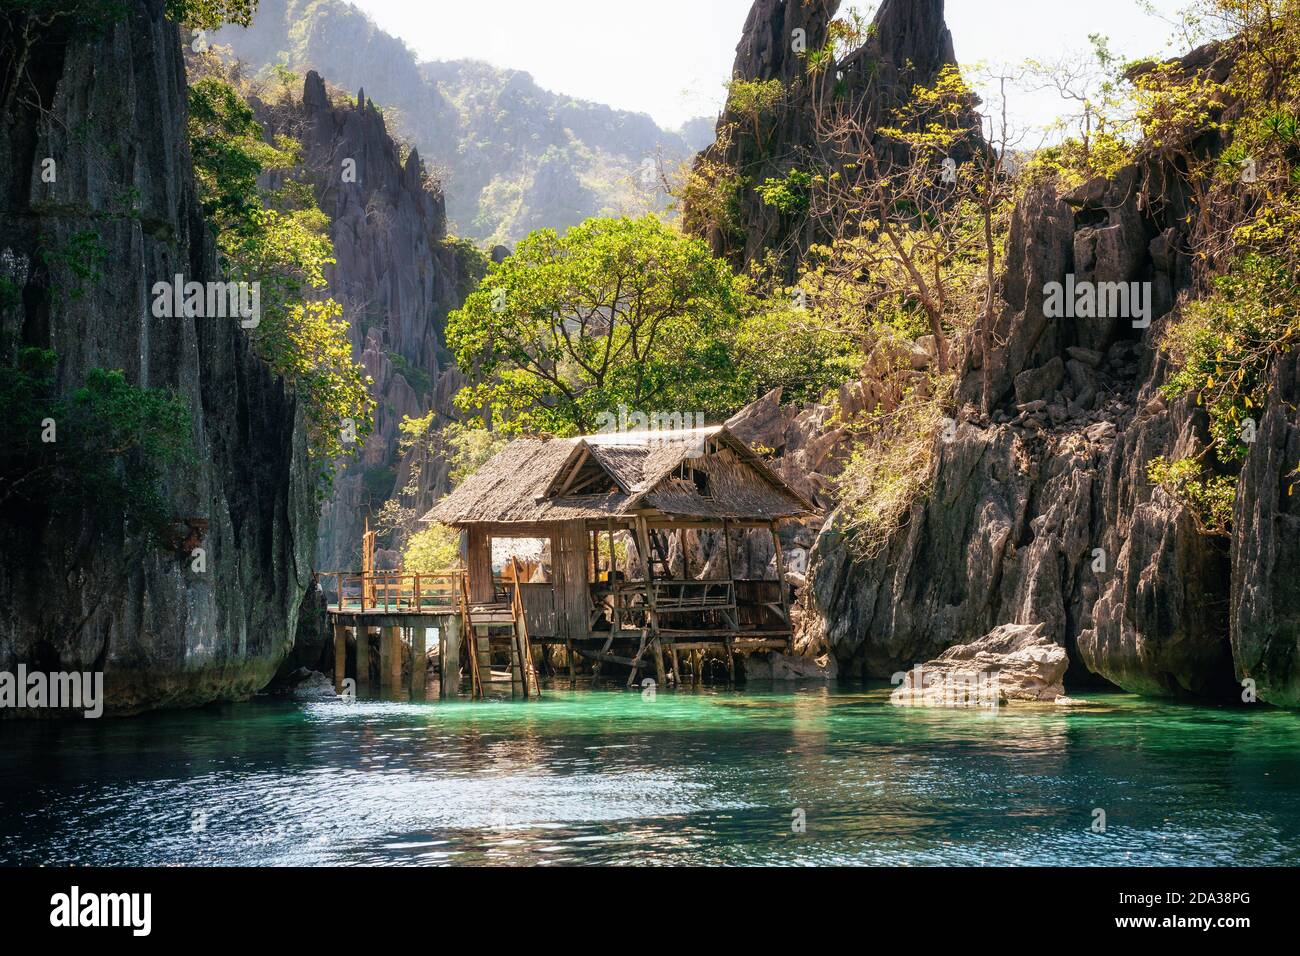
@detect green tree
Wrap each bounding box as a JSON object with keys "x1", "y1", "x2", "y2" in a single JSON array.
[
  {"x1": 1146, "y1": 0, "x2": 1300, "y2": 531},
  {"x1": 402, "y1": 523, "x2": 462, "y2": 573},
  {"x1": 447, "y1": 216, "x2": 752, "y2": 436}
]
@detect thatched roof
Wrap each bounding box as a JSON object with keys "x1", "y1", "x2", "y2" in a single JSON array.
[{"x1": 423, "y1": 425, "x2": 814, "y2": 526}]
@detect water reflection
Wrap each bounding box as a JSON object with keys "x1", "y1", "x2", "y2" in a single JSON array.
[{"x1": 1, "y1": 683, "x2": 1298, "y2": 865}]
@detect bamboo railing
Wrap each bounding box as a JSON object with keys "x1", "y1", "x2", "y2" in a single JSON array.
[{"x1": 324, "y1": 570, "x2": 465, "y2": 614}]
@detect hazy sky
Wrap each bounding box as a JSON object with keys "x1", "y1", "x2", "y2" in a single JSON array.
[{"x1": 349, "y1": 0, "x2": 1191, "y2": 132}]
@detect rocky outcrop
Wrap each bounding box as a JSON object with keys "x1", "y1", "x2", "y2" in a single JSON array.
[
  {"x1": 1232, "y1": 346, "x2": 1300, "y2": 705},
  {"x1": 688, "y1": 0, "x2": 972, "y2": 276},
  {"x1": 893, "y1": 623, "x2": 1069, "y2": 705},
  {"x1": 800, "y1": 41, "x2": 1281, "y2": 702},
  {"x1": 254, "y1": 71, "x2": 473, "y2": 572},
  {"x1": 0, "y1": 0, "x2": 316, "y2": 714}
]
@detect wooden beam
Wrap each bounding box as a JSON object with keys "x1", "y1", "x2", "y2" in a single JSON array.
[
  {"x1": 466, "y1": 525, "x2": 494, "y2": 603},
  {"x1": 769, "y1": 520, "x2": 792, "y2": 650},
  {"x1": 634, "y1": 515, "x2": 661, "y2": 641},
  {"x1": 441, "y1": 615, "x2": 460, "y2": 698}
]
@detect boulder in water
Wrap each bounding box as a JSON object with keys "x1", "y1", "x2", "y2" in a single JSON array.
[{"x1": 892, "y1": 623, "x2": 1068, "y2": 706}]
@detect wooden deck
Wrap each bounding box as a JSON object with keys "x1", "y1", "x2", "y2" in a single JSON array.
[
  {"x1": 320, "y1": 565, "x2": 794, "y2": 699},
  {"x1": 322, "y1": 570, "x2": 792, "y2": 644}
]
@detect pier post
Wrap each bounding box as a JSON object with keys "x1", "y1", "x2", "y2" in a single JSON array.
[
  {"x1": 652, "y1": 638, "x2": 666, "y2": 687},
  {"x1": 381, "y1": 625, "x2": 402, "y2": 693},
  {"x1": 691, "y1": 649, "x2": 702, "y2": 687},
  {"x1": 356, "y1": 626, "x2": 372, "y2": 693},
  {"x1": 411, "y1": 626, "x2": 427, "y2": 700},
  {"x1": 668, "y1": 645, "x2": 681, "y2": 686},
  {"x1": 477, "y1": 629, "x2": 491, "y2": 683},
  {"x1": 333, "y1": 623, "x2": 349, "y2": 693},
  {"x1": 510, "y1": 636, "x2": 523, "y2": 696},
  {"x1": 442, "y1": 615, "x2": 461, "y2": 697}
]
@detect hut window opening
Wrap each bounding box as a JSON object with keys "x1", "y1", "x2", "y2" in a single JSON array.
[{"x1": 676, "y1": 461, "x2": 712, "y2": 498}]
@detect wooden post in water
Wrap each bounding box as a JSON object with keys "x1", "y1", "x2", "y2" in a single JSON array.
[
  {"x1": 652, "y1": 638, "x2": 666, "y2": 687},
  {"x1": 333, "y1": 623, "x2": 349, "y2": 693},
  {"x1": 381, "y1": 625, "x2": 402, "y2": 693},
  {"x1": 509, "y1": 635, "x2": 523, "y2": 695},
  {"x1": 691, "y1": 649, "x2": 702, "y2": 687},
  {"x1": 477, "y1": 629, "x2": 491, "y2": 684},
  {"x1": 356, "y1": 626, "x2": 372, "y2": 692},
  {"x1": 411, "y1": 626, "x2": 427, "y2": 700},
  {"x1": 441, "y1": 614, "x2": 461, "y2": 698},
  {"x1": 668, "y1": 644, "x2": 681, "y2": 686}
]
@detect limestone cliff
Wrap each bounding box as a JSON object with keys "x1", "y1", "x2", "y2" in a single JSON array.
[
  {"x1": 799, "y1": 41, "x2": 1300, "y2": 705},
  {"x1": 0, "y1": 0, "x2": 316, "y2": 714},
  {"x1": 252, "y1": 71, "x2": 473, "y2": 572},
  {"x1": 687, "y1": 0, "x2": 968, "y2": 276}
]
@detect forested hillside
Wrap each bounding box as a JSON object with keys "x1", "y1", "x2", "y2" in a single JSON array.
[{"x1": 212, "y1": 0, "x2": 714, "y2": 244}]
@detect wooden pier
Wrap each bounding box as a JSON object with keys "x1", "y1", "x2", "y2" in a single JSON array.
[{"x1": 324, "y1": 566, "x2": 540, "y2": 700}]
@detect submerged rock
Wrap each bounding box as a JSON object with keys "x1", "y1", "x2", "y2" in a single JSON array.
[
  {"x1": 279, "y1": 669, "x2": 338, "y2": 701},
  {"x1": 744, "y1": 652, "x2": 837, "y2": 681}
]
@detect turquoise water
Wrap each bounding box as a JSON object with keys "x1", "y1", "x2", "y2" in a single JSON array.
[{"x1": 2, "y1": 683, "x2": 1298, "y2": 866}]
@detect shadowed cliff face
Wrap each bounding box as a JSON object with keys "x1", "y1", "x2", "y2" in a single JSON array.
[
  {"x1": 255, "y1": 72, "x2": 470, "y2": 573},
  {"x1": 0, "y1": 0, "x2": 316, "y2": 714},
  {"x1": 802, "y1": 39, "x2": 1300, "y2": 705}
]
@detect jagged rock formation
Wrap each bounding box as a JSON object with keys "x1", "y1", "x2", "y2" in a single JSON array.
[
  {"x1": 687, "y1": 0, "x2": 967, "y2": 275},
  {"x1": 802, "y1": 40, "x2": 1300, "y2": 704},
  {"x1": 0, "y1": 0, "x2": 316, "y2": 714},
  {"x1": 1232, "y1": 337, "x2": 1300, "y2": 706},
  {"x1": 214, "y1": 0, "x2": 707, "y2": 244},
  {"x1": 254, "y1": 71, "x2": 473, "y2": 571}
]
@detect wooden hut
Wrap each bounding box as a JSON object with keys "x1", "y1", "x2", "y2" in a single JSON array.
[{"x1": 423, "y1": 425, "x2": 816, "y2": 682}]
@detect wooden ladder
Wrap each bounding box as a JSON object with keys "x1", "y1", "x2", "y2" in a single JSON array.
[
  {"x1": 510, "y1": 557, "x2": 541, "y2": 698},
  {"x1": 458, "y1": 569, "x2": 483, "y2": 699}
]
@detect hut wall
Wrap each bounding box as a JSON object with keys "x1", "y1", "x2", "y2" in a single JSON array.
[
  {"x1": 466, "y1": 525, "x2": 494, "y2": 602},
  {"x1": 551, "y1": 524, "x2": 591, "y2": 642}
]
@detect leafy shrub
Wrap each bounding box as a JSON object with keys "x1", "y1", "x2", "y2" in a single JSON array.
[
  {"x1": 757, "y1": 168, "x2": 813, "y2": 215},
  {"x1": 833, "y1": 382, "x2": 950, "y2": 558},
  {"x1": 1146, "y1": 456, "x2": 1236, "y2": 537},
  {"x1": 0, "y1": 347, "x2": 194, "y2": 544},
  {"x1": 402, "y1": 522, "x2": 462, "y2": 573}
]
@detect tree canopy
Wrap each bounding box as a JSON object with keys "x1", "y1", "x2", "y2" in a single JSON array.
[{"x1": 447, "y1": 216, "x2": 752, "y2": 436}]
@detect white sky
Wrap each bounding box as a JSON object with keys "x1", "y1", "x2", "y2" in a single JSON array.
[{"x1": 349, "y1": 0, "x2": 1191, "y2": 132}]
